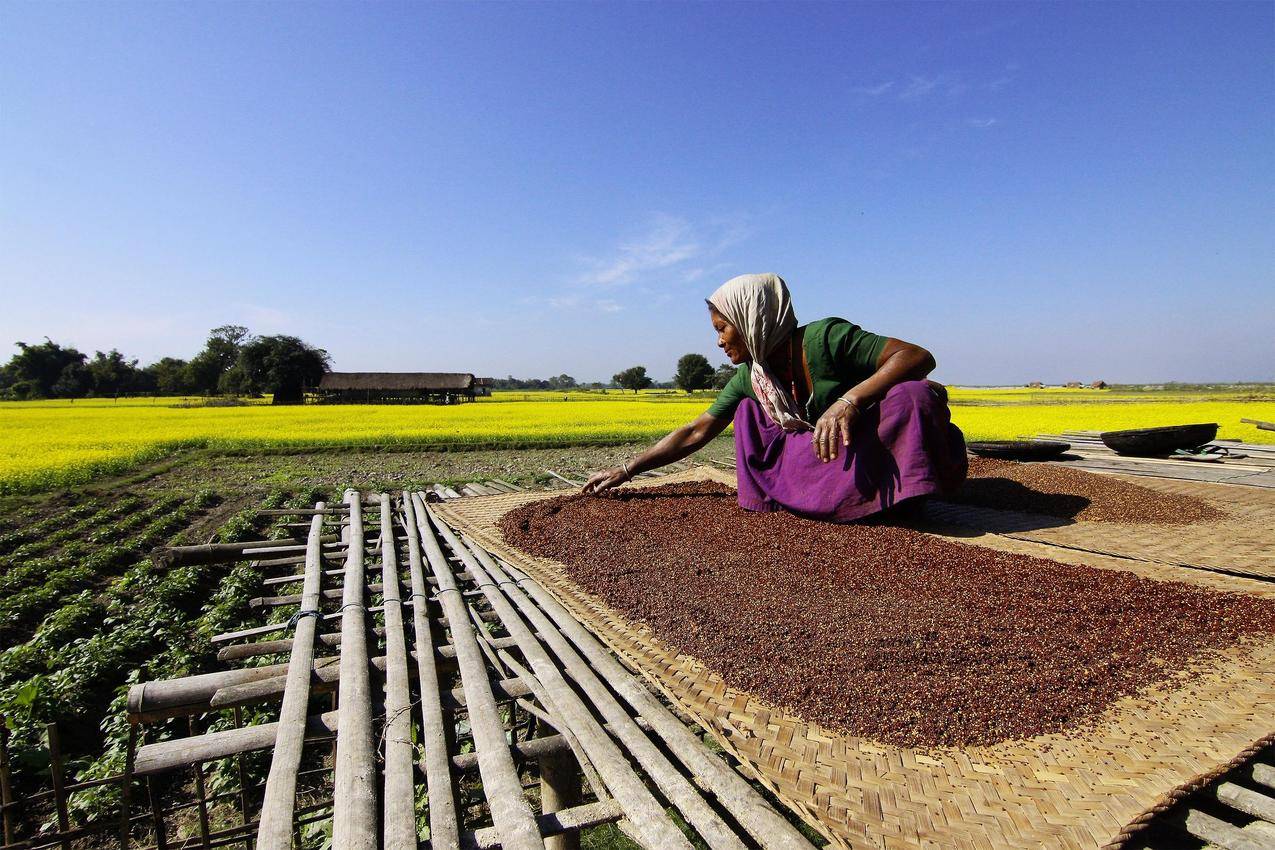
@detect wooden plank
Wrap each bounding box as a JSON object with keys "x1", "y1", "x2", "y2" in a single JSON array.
[
  {"x1": 332, "y1": 491, "x2": 377, "y2": 850},
  {"x1": 255, "y1": 504, "x2": 327, "y2": 850}
]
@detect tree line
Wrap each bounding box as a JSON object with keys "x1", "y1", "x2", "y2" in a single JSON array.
[
  {"x1": 0, "y1": 326, "x2": 330, "y2": 403},
  {"x1": 611, "y1": 354, "x2": 736, "y2": 394},
  {"x1": 1, "y1": 329, "x2": 737, "y2": 402}
]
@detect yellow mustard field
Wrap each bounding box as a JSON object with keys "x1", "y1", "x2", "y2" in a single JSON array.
[{"x1": 1, "y1": 390, "x2": 1272, "y2": 494}]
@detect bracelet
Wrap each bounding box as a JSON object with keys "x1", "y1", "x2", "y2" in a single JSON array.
[
  {"x1": 621, "y1": 460, "x2": 633, "y2": 481},
  {"x1": 835, "y1": 396, "x2": 861, "y2": 415}
]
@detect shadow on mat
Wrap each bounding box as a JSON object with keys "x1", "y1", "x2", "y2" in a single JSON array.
[{"x1": 929, "y1": 477, "x2": 1089, "y2": 532}]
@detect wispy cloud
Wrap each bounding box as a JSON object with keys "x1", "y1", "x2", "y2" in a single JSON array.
[
  {"x1": 854, "y1": 73, "x2": 967, "y2": 101},
  {"x1": 519, "y1": 294, "x2": 626, "y2": 315},
  {"x1": 576, "y1": 214, "x2": 748, "y2": 289},
  {"x1": 852, "y1": 81, "x2": 894, "y2": 97},
  {"x1": 965, "y1": 117, "x2": 998, "y2": 128},
  {"x1": 985, "y1": 76, "x2": 1013, "y2": 92},
  {"x1": 899, "y1": 75, "x2": 942, "y2": 100},
  {"x1": 233, "y1": 302, "x2": 299, "y2": 332},
  {"x1": 577, "y1": 215, "x2": 702, "y2": 287}
]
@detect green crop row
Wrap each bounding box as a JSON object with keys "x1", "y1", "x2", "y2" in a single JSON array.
[
  {"x1": 0, "y1": 488, "x2": 305, "y2": 839},
  {"x1": 0, "y1": 493, "x2": 219, "y2": 646},
  {"x1": 0, "y1": 494, "x2": 147, "y2": 559}
]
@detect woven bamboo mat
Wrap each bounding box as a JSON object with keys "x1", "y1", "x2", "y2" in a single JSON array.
[
  {"x1": 928, "y1": 473, "x2": 1275, "y2": 579},
  {"x1": 434, "y1": 467, "x2": 1275, "y2": 850}
]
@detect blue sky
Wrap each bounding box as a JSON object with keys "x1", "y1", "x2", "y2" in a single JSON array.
[{"x1": 2, "y1": 1, "x2": 1271, "y2": 384}]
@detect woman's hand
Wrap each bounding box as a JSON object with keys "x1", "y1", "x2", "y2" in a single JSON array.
[
  {"x1": 582, "y1": 466, "x2": 630, "y2": 495},
  {"x1": 812, "y1": 396, "x2": 860, "y2": 462}
]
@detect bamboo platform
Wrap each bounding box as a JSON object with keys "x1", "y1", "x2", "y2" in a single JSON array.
[
  {"x1": 6, "y1": 471, "x2": 813, "y2": 850},
  {"x1": 1032, "y1": 431, "x2": 1275, "y2": 489}
]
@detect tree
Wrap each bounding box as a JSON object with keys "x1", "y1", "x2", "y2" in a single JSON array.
[
  {"x1": 51, "y1": 362, "x2": 90, "y2": 398},
  {"x1": 236, "y1": 335, "x2": 331, "y2": 403},
  {"x1": 0, "y1": 339, "x2": 87, "y2": 398},
  {"x1": 86, "y1": 349, "x2": 148, "y2": 396},
  {"x1": 674, "y1": 353, "x2": 714, "y2": 394},
  {"x1": 547, "y1": 374, "x2": 577, "y2": 390},
  {"x1": 147, "y1": 357, "x2": 193, "y2": 395},
  {"x1": 187, "y1": 325, "x2": 250, "y2": 394},
  {"x1": 612, "y1": 365, "x2": 652, "y2": 394},
  {"x1": 711, "y1": 362, "x2": 737, "y2": 390}
]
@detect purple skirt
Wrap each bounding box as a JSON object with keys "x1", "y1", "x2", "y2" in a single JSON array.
[{"x1": 733, "y1": 380, "x2": 968, "y2": 522}]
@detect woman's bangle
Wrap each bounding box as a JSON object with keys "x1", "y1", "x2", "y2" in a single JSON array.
[
  {"x1": 621, "y1": 460, "x2": 633, "y2": 480},
  {"x1": 835, "y1": 396, "x2": 861, "y2": 415}
]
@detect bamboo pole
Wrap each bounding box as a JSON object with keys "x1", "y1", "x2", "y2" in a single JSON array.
[
  {"x1": 150, "y1": 536, "x2": 339, "y2": 568},
  {"x1": 432, "y1": 517, "x2": 694, "y2": 850},
  {"x1": 255, "y1": 503, "x2": 327, "y2": 850},
  {"x1": 409, "y1": 493, "x2": 541, "y2": 850},
  {"x1": 496, "y1": 561, "x2": 816, "y2": 850},
  {"x1": 146, "y1": 773, "x2": 167, "y2": 850},
  {"x1": 231, "y1": 708, "x2": 252, "y2": 850},
  {"x1": 401, "y1": 491, "x2": 459, "y2": 848},
  {"x1": 0, "y1": 720, "x2": 15, "y2": 846},
  {"x1": 47, "y1": 723, "x2": 71, "y2": 850},
  {"x1": 188, "y1": 719, "x2": 212, "y2": 850},
  {"x1": 130, "y1": 707, "x2": 640, "y2": 778},
  {"x1": 466, "y1": 800, "x2": 625, "y2": 850},
  {"x1": 379, "y1": 494, "x2": 416, "y2": 849},
  {"x1": 119, "y1": 723, "x2": 137, "y2": 849},
  {"x1": 463, "y1": 540, "x2": 748, "y2": 850},
  {"x1": 332, "y1": 490, "x2": 377, "y2": 850},
  {"x1": 134, "y1": 712, "x2": 340, "y2": 777}
]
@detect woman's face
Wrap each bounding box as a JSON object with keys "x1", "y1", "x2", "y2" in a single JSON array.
[{"x1": 710, "y1": 308, "x2": 748, "y2": 364}]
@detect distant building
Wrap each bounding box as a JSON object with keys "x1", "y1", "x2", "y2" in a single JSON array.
[
  {"x1": 1090, "y1": 380, "x2": 1108, "y2": 389},
  {"x1": 314, "y1": 372, "x2": 489, "y2": 404},
  {"x1": 1027, "y1": 381, "x2": 1044, "y2": 389},
  {"x1": 1065, "y1": 381, "x2": 1082, "y2": 389}
]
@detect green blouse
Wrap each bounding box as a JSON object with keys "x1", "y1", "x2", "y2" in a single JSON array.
[{"x1": 705, "y1": 317, "x2": 888, "y2": 422}]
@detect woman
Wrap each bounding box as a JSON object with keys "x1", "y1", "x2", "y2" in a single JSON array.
[{"x1": 583, "y1": 273, "x2": 967, "y2": 522}]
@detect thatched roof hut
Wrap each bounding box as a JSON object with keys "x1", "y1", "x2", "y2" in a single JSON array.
[{"x1": 315, "y1": 372, "x2": 482, "y2": 403}]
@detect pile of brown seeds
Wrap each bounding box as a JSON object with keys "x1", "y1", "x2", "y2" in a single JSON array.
[
  {"x1": 500, "y1": 482, "x2": 1275, "y2": 748},
  {"x1": 949, "y1": 457, "x2": 1227, "y2": 524}
]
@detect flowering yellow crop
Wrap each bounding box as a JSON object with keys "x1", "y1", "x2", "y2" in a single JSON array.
[{"x1": 1, "y1": 390, "x2": 1271, "y2": 494}]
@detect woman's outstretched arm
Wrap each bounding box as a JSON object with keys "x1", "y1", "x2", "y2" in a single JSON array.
[{"x1": 583, "y1": 411, "x2": 731, "y2": 494}]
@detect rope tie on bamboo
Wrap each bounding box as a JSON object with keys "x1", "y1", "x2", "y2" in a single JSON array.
[
  {"x1": 338, "y1": 602, "x2": 367, "y2": 614},
  {"x1": 473, "y1": 580, "x2": 520, "y2": 593},
  {"x1": 431, "y1": 587, "x2": 464, "y2": 600},
  {"x1": 287, "y1": 609, "x2": 322, "y2": 629}
]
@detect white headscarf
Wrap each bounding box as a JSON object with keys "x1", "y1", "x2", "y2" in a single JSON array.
[{"x1": 708, "y1": 273, "x2": 812, "y2": 432}]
